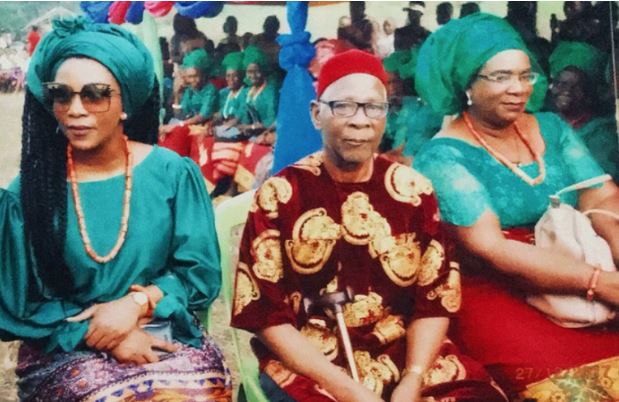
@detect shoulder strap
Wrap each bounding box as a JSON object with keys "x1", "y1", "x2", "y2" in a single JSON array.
[{"x1": 583, "y1": 209, "x2": 619, "y2": 221}]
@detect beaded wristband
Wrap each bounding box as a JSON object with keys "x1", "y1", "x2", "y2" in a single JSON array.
[{"x1": 586, "y1": 267, "x2": 601, "y2": 302}]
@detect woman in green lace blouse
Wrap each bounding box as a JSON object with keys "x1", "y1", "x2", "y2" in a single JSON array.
[{"x1": 413, "y1": 13, "x2": 619, "y2": 402}]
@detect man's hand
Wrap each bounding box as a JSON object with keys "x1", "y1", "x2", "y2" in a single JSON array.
[
  {"x1": 390, "y1": 373, "x2": 423, "y2": 402},
  {"x1": 67, "y1": 295, "x2": 143, "y2": 351},
  {"x1": 110, "y1": 328, "x2": 178, "y2": 365}
]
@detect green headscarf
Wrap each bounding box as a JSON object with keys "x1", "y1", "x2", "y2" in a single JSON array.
[
  {"x1": 182, "y1": 48, "x2": 213, "y2": 75},
  {"x1": 27, "y1": 16, "x2": 155, "y2": 118},
  {"x1": 221, "y1": 51, "x2": 244, "y2": 72},
  {"x1": 549, "y1": 41, "x2": 607, "y2": 82},
  {"x1": 415, "y1": 13, "x2": 547, "y2": 115},
  {"x1": 387, "y1": 47, "x2": 420, "y2": 80},
  {"x1": 242, "y1": 45, "x2": 269, "y2": 71}
]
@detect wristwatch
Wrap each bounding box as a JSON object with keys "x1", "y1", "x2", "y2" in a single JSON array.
[{"x1": 129, "y1": 291, "x2": 149, "y2": 314}]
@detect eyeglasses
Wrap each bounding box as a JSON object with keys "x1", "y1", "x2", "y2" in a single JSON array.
[
  {"x1": 43, "y1": 82, "x2": 117, "y2": 113},
  {"x1": 476, "y1": 71, "x2": 540, "y2": 86},
  {"x1": 319, "y1": 100, "x2": 389, "y2": 119}
]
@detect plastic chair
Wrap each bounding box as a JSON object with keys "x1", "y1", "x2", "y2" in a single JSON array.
[{"x1": 215, "y1": 190, "x2": 269, "y2": 402}]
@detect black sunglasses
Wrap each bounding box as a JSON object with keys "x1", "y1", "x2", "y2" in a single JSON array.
[{"x1": 43, "y1": 82, "x2": 117, "y2": 113}]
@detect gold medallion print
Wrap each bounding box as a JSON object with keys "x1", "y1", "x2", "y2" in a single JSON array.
[
  {"x1": 372, "y1": 314, "x2": 406, "y2": 345},
  {"x1": 377, "y1": 233, "x2": 422, "y2": 287},
  {"x1": 417, "y1": 239, "x2": 445, "y2": 286},
  {"x1": 426, "y1": 268, "x2": 462, "y2": 313},
  {"x1": 291, "y1": 151, "x2": 323, "y2": 176},
  {"x1": 252, "y1": 176, "x2": 293, "y2": 219},
  {"x1": 423, "y1": 354, "x2": 467, "y2": 387},
  {"x1": 342, "y1": 292, "x2": 385, "y2": 327},
  {"x1": 384, "y1": 163, "x2": 433, "y2": 206},
  {"x1": 233, "y1": 262, "x2": 260, "y2": 316},
  {"x1": 300, "y1": 318, "x2": 339, "y2": 361},
  {"x1": 354, "y1": 351, "x2": 399, "y2": 396},
  {"x1": 251, "y1": 229, "x2": 284, "y2": 283},
  {"x1": 341, "y1": 192, "x2": 391, "y2": 246},
  {"x1": 285, "y1": 208, "x2": 341, "y2": 274}
]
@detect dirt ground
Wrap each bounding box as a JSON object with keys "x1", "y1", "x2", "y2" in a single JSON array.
[{"x1": 0, "y1": 93, "x2": 247, "y2": 401}]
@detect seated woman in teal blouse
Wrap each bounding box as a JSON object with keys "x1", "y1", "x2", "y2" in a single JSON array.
[
  {"x1": 158, "y1": 48, "x2": 219, "y2": 156},
  {"x1": 1, "y1": 17, "x2": 231, "y2": 401},
  {"x1": 238, "y1": 45, "x2": 278, "y2": 146},
  {"x1": 413, "y1": 14, "x2": 619, "y2": 401}
]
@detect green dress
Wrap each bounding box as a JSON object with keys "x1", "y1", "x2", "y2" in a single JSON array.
[
  {"x1": 240, "y1": 81, "x2": 279, "y2": 127},
  {"x1": 4, "y1": 146, "x2": 221, "y2": 352},
  {"x1": 414, "y1": 112, "x2": 605, "y2": 227},
  {"x1": 218, "y1": 86, "x2": 248, "y2": 120},
  {"x1": 572, "y1": 115, "x2": 618, "y2": 182},
  {"x1": 180, "y1": 82, "x2": 219, "y2": 119}
]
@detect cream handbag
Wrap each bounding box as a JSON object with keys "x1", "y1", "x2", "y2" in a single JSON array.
[{"x1": 529, "y1": 174, "x2": 618, "y2": 328}]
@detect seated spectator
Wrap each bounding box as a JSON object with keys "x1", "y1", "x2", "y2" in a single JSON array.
[
  {"x1": 414, "y1": 13, "x2": 619, "y2": 400},
  {"x1": 548, "y1": 41, "x2": 618, "y2": 181},
  {"x1": 1, "y1": 17, "x2": 230, "y2": 401},
  {"x1": 159, "y1": 49, "x2": 219, "y2": 156},
  {"x1": 436, "y1": 2, "x2": 453, "y2": 26},
  {"x1": 337, "y1": 2, "x2": 375, "y2": 52}
]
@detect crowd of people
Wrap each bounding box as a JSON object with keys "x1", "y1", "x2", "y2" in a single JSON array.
[{"x1": 0, "y1": 2, "x2": 618, "y2": 402}]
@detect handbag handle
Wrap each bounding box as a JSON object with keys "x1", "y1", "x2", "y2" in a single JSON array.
[
  {"x1": 583, "y1": 209, "x2": 619, "y2": 221},
  {"x1": 550, "y1": 174, "x2": 612, "y2": 207}
]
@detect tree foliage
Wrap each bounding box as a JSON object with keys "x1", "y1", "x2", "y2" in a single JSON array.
[{"x1": 0, "y1": 2, "x2": 81, "y2": 37}]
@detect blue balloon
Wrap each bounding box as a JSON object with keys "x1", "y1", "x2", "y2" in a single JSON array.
[{"x1": 175, "y1": 1, "x2": 224, "y2": 18}]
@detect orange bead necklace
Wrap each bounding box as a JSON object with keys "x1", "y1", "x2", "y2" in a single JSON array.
[
  {"x1": 67, "y1": 135, "x2": 133, "y2": 264},
  {"x1": 462, "y1": 111, "x2": 545, "y2": 186}
]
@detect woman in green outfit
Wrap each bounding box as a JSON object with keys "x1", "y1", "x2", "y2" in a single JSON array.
[
  {"x1": 2, "y1": 17, "x2": 231, "y2": 401},
  {"x1": 160, "y1": 48, "x2": 219, "y2": 134},
  {"x1": 413, "y1": 13, "x2": 619, "y2": 401},
  {"x1": 548, "y1": 41, "x2": 618, "y2": 182},
  {"x1": 239, "y1": 45, "x2": 278, "y2": 146}
]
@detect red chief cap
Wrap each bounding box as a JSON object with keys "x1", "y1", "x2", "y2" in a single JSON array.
[{"x1": 316, "y1": 49, "x2": 388, "y2": 99}]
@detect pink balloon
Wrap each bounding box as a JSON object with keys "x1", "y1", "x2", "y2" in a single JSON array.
[
  {"x1": 144, "y1": 1, "x2": 175, "y2": 17},
  {"x1": 108, "y1": 1, "x2": 131, "y2": 24}
]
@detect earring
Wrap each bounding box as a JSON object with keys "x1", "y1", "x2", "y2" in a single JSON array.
[
  {"x1": 120, "y1": 112, "x2": 128, "y2": 121},
  {"x1": 466, "y1": 91, "x2": 473, "y2": 106},
  {"x1": 56, "y1": 126, "x2": 64, "y2": 136}
]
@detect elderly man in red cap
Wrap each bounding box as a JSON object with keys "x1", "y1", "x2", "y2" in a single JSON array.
[{"x1": 231, "y1": 50, "x2": 506, "y2": 402}]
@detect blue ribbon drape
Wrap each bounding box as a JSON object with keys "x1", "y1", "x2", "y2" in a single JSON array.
[{"x1": 273, "y1": 1, "x2": 322, "y2": 174}]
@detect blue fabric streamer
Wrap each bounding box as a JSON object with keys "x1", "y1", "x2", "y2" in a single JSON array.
[
  {"x1": 273, "y1": 1, "x2": 322, "y2": 173},
  {"x1": 175, "y1": 1, "x2": 224, "y2": 18},
  {"x1": 80, "y1": 1, "x2": 112, "y2": 23},
  {"x1": 125, "y1": 2, "x2": 146, "y2": 24}
]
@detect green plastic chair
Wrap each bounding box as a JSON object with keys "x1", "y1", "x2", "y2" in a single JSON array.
[{"x1": 215, "y1": 191, "x2": 269, "y2": 402}]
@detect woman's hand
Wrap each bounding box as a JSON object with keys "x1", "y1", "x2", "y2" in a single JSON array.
[
  {"x1": 390, "y1": 373, "x2": 423, "y2": 402},
  {"x1": 110, "y1": 328, "x2": 178, "y2": 365},
  {"x1": 595, "y1": 271, "x2": 619, "y2": 307},
  {"x1": 67, "y1": 295, "x2": 144, "y2": 350},
  {"x1": 328, "y1": 381, "x2": 384, "y2": 402}
]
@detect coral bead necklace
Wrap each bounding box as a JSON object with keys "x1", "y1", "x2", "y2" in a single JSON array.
[
  {"x1": 67, "y1": 135, "x2": 133, "y2": 263},
  {"x1": 462, "y1": 111, "x2": 545, "y2": 186}
]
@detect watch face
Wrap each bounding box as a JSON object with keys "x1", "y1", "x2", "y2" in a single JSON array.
[{"x1": 132, "y1": 292, "x2": 148, "y2": 306}]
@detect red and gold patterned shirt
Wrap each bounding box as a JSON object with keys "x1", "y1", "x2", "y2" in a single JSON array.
[{"x1": 231, "y1": 152, "x2": 461, "y2": 395}]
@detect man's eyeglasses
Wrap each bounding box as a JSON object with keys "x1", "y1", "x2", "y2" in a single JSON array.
[
  {"x1": 319, "y1": 100, "x2": 390, "y2": 119},
  {"x1": 43, "y1": 82, "x2": 117, "y2": 113},
  {"x1": 476, "y1": 71, "x2": 540, "y2": 86}
]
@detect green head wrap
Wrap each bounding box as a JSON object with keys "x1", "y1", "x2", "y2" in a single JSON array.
[
  {"x1": 27, "y1": 16, "x2": 155, "y2": 118},
  {"x1": 549, "y1": 41, "x2": 607, "y2": 83},
  {"x1": 415, "y1": 13, "x2": 547, "y2": 115},
  {"x1": 242, "y1": 45, "x2": 269, "y2": 71},
  {"x1": 389, "y1": 47, "x2": 420, "y2": 80},
  {"x1": 182, "y1": 48, "x2": 213, "y2": 75},
  {"x1": 221, "y1": 51, "x2": 244, "y2": 73}
]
